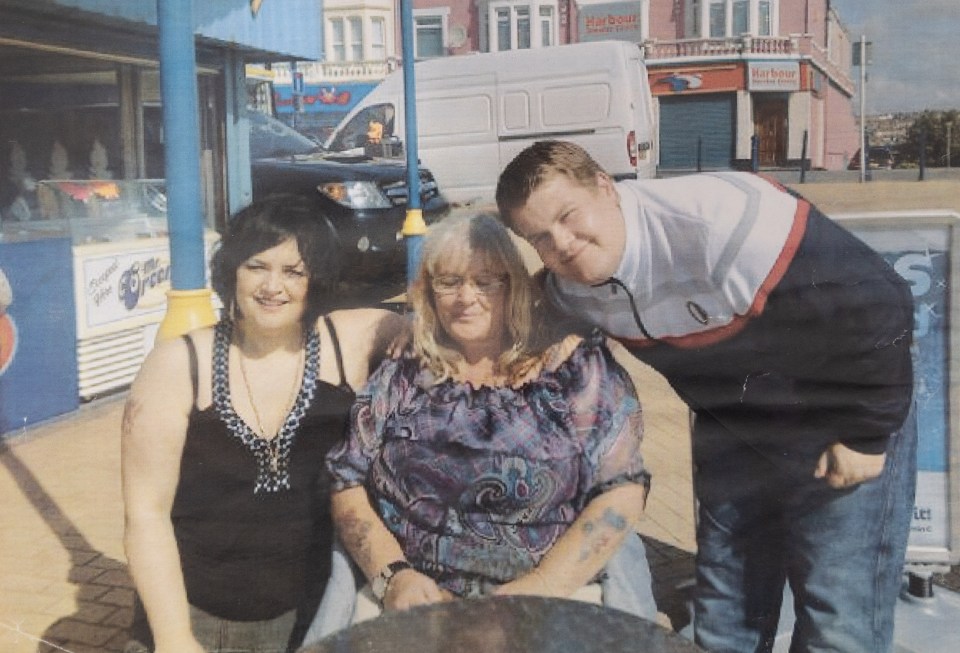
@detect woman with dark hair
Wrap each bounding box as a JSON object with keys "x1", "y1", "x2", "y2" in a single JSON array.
[
  {"x1": 122, "y1": 194, "x2": 404, "y2": 653},
  {"x1": 326, "y1": 213, "x2": 652, "y2": 622}
]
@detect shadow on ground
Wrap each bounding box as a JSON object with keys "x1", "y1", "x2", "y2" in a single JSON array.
[{"x1": 1, "y1": 440, "x2": 133, "y2": 653}]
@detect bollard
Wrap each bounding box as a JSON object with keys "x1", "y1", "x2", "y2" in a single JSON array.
[
  {"x1": 800, "y1": 130, "x2": 808, "y2": 184},
  {"x1": 864, "y1": 132, "x2": 872, "y2": 182},
  {"x1": 750, "y1": 135, "x2": 759, "y2": 173}
]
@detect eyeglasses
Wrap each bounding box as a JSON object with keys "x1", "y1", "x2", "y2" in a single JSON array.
[{"x1": 431, "y1": 274, "x2": 508, "y2": 296}]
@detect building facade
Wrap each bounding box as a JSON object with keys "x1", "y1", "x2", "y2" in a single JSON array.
[
  {"x1": 642, "y1": 0, "x2": 858, "y2": 170},
  {"x1": 279, "y1": 0, "x2": 859, "y2": 170}
]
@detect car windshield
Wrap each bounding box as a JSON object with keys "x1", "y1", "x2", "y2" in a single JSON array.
[{"x1": 249, "y1": 111, "x2": 320, "y2": 159}]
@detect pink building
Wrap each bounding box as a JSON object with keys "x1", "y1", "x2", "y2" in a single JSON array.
[
  {"x1": 350, "y1": 1, "x2": 859, "y2": 170},
  {"x1": 639, "y1": 0, "x2": 859, "y2": 170}
]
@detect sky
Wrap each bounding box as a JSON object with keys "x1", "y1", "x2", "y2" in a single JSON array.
[{"x1": 830, "y1": 0, "x2": 960, "y2": 114}]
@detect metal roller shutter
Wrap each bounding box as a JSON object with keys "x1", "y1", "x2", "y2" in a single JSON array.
[{"x1": 659, "y1": 94, "x2": 735, "y2": 171}]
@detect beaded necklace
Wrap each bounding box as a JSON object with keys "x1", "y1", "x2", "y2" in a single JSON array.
[{"x1": 212, "y1": 320, "x2": 319, "y2": 493}]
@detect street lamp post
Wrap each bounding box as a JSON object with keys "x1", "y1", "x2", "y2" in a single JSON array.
[{"x1": 857, "y1": 35, "x2": 868, "y2": 183}]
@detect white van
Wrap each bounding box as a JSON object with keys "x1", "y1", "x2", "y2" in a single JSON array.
[{"x1": 325, "y1": 41, "x2": 657, "y2": 206}]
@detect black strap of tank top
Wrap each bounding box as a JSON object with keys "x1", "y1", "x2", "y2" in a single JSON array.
[
  {"x1": 322, "y1": 315, "x2": 350, "y2": 390},
  {"x1": 181, "y1": 334, "x2": 199, "y2": 404}
]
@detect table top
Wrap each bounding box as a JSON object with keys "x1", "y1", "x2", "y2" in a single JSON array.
[{"x1": 297, "y1": 595, "x2": 704, "y2": 653}]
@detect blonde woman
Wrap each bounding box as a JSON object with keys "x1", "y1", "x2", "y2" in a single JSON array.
[{"x1": 326, "y1": 213, "x2": 652, "y2": 621}]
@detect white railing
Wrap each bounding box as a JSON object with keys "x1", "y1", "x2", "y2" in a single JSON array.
[
  {"x1": 270, "y1": 59, "x2": 398, "y2": 85},
  {"x1": 643, "y1": 35, "x2": 798, "y2": 59}
]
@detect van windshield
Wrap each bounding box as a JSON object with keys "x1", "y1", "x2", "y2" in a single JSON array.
[{"x1": 327, "y1": 103, "x2": 397, "y2": 152}]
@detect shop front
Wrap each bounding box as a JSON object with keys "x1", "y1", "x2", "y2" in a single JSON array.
[
  {"x1": 649, "y1": 59, "x2": 812, "y2": 171},
  {"x1": 650, "y1": 64, "x2": 742, "y2": 170},
  {"x1": 0, "y1": 1, "x2": 323, "y2": 428}
]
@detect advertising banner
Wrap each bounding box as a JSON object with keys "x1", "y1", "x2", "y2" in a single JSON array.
[
  {"x1": 837, "y1": 212, "x2": 960, "y2": 566},
  {"x1": 275, "y1": 82, "x2": 377, "y2": 114},
  {"x1": 577, "y1": 1, "x2": 645, "y2": 43},
  {"x1": 0, "y1": 238, "x2": 78, "y2": 435},
  {"x1": 748, "y1": 61, "x2": 801, "y2": 92}
]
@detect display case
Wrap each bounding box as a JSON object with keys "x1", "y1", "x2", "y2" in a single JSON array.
[
  {"x1": 0, "y1": 178, "x2": 169, "y2": 244},
  {"x1": 2, "y1": 179, "x2": 219, "y2": 399}
]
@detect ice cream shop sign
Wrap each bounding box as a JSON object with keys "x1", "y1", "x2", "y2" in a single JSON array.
[
  {"x1": 748, "y1": 61, "x2": 801, "y2": 92},
  {"x1": 78, "y1": 246, "x2": 172, "y2": 332}
]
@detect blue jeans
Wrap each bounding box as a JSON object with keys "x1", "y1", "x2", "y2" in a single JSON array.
[
  {"x1": 692, "y1": 413, "x2": 916, "y2": 653},
  {"x1": 124, "y1": 603, "x2": 296, "y2": 653}
]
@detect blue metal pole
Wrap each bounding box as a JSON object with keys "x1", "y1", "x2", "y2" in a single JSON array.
[
  {"x1": 156, "y1": 0, "x2": 215, "y2": 339},
  {"x1": 158, "y1": 0, "x2": 205, "y2": 290},
  {"x1": 399, "y1": 0, "x2": 426, "y2": 288}
]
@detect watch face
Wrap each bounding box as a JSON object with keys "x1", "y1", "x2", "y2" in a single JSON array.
[{"x1": 372, "y1": 575, "x2": 388, "y2": 600}]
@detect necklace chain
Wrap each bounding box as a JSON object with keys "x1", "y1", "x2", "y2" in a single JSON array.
[{"x1": 236, "y1": 339, "x2": 304, "y2": 473}]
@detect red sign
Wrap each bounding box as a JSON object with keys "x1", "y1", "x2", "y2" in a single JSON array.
[{"x1": 649, "y1": 65, "x2": 745, "y2": 96}]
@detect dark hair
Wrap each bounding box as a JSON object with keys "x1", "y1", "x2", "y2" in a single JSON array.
[
  {"x1": 495, "y1": 140, "x2": 606, "y2": 225},
  {"x1": 210, "y1": 194, "x2": 340, "y2": 330}
]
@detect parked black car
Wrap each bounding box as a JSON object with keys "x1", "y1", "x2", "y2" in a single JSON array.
[
  {"x1": 847, "y1": 146, "x2": 896, "y2": 170},
  {"x1": 249, "y1": 111, "x2": 449, "y2": 280}
]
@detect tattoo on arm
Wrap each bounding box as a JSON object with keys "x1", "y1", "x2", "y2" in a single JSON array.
[
  {"x1": 577, "y1": 507, "x2": 629, "y2": 562},
  {"x1": 337, "y1": 507, "x2": 375, "y2": 570},
  {"x1": 121, "y1": 398, "x2": 142, "y2": 438}
]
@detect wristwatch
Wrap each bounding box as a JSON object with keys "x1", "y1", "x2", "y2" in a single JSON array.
[{"x1": 371, "y1": 560, "x2": 413, "y2": 601}]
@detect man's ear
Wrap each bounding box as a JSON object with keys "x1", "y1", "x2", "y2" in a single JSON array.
[{"x1": 595, "y1": 172, "x2": 617, "y2": 197}]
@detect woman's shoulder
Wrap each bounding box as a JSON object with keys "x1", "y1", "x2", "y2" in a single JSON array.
[
  {"x1": 540, "y1": 329, "x2": 606, "y2": 373},
  {"x1": 130, "y1": 325, "x2": 217, "y2": 408},
  {"x1": 324, "y1": 308, "x2": 404, "y2": 335},
  {"x1": 141, "y1": 325, "x2": 214, "y2": 369}
]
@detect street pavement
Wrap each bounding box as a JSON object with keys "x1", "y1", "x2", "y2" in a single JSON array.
[{"x1": 2, "y1": 175, "x2": 959, "y2": 652}]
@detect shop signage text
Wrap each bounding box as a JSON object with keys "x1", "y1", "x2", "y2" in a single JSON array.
[
  {"x1": 748, "y1": 61, "x2": 801, "y2": 92},
  {"x1": 578, "y1": 3, "x2": 644, "y2": 43}
]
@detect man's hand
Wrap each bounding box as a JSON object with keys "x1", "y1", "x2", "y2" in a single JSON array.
[
  {"x1": 383, "y1": 569, "x2": 454, "y2": 611},
  {"x1": 814, "y1": 442, "x2": 886, "y2": 488}
]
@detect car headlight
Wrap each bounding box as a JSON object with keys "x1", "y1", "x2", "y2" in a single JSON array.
[{"x1": 319, "y1": 181, "x2": 392, "y2": 209}]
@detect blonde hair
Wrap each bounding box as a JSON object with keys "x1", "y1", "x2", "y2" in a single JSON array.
[{"x1": 409, "y1": 213, "x2": 540, "y2": 384}]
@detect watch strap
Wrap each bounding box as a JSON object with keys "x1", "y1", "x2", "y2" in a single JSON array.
[{"x1": 373, "y1": 560, "x2": 412, "y2": 601}]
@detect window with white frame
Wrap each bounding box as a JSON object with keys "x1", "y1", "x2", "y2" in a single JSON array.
[
  {"x1": 758, "y1": 0, "x2": 772, "y2": 36},
  {"x1": 539, "y1": 6, "x2": 554, "y2": 46},
  {"x1": 709, "y1": 0, "x2": 726, "y2": 38},
  {"x1": 328, "y1": 16, "x2": 362, "y2": 61},
  {"x1": 733, "y1": 0, "x2": 748, "y2": 34},
  {"x1": 330, "y1": 18, "x2": 346, "y2": 61},
  {"x1": 348, "y1": 17, "x2": 363, "y2": 61},
  {"x1": 415, "y1": 9, "x2": 448, "y2": 58},
  {"x1": 371, "y1": 17, "x2": 386, "y2": 60},
  {"x1": 689, "y1": 0, "x2": 777, "y2": 38},
  {"x1": 485, "y1": 1, "x2": 557, "y2": 52}
]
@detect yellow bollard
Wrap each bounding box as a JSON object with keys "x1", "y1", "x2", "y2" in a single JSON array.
[{"x1": 156, "y1": 288, "x2": 218, "y2": 342}]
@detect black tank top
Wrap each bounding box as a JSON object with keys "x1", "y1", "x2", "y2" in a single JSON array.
[{"x1": 171, "y1": 317, "x2": 356, "y2": 620}]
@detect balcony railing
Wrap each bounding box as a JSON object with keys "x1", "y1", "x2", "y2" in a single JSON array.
[
  {"x1": 271, "y1": 59, "x2": 398, "y2": 85},
  {"x1": 643, "y1": 35, "x2": 799, "y2": 59},
  {"x1": 642, "y1": 34, "x2": 853, "y2": 94}
]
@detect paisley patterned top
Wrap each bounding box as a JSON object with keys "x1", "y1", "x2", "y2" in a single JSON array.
[{"x1": 327, "y1": 332, "x2": 649, "y2": 597}]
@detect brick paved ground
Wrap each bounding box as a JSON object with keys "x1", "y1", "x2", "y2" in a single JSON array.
[{"x1": 1, "y1": 397, "x2": 131, "y2": 653}]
